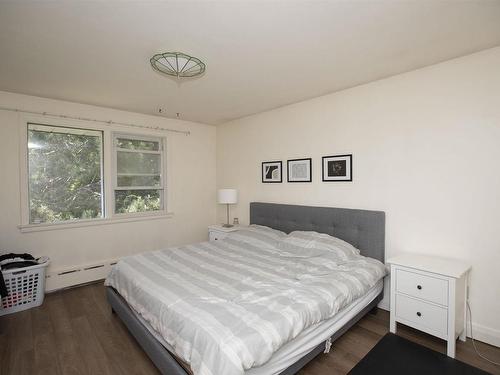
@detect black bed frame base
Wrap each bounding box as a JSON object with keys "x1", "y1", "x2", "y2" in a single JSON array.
[{"x1": 106, "y1": 286, "x2": 383, "y2": 375}]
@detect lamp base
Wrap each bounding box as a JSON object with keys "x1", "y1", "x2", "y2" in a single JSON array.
[{"x1": 222, "y1": 223, "x2": 234, "y2": 228}]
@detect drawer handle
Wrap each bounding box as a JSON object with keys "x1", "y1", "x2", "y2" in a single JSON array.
[
  {"x1": 417, "y1": 285, "x2": 422, "y2": 290},
  {"x1": 416, "y1": 312, "x2": 422, "y2": 317}
]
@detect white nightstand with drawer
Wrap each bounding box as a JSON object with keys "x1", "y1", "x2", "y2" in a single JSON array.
[
  {"x1": 387, "y1": 254, "x2": 471, "y2": 358},
  {"x1": 208, "y1": 225, "x2": 239, "y2": 241}
]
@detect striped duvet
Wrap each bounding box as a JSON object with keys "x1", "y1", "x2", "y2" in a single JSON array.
[{"x1": 105, "y1": 228, "x2": 386, "y2": 375}]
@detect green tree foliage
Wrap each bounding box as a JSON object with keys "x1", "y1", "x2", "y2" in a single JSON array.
[
  {"x1": 28, "y1": 128, "x2": 102, "y2": 223},
  {"x1": 116, "y1": 138, "x2": 159, "y2": 151},
  {"x1": 115, "y1": 189, "x2": 161, "y2": 214}
]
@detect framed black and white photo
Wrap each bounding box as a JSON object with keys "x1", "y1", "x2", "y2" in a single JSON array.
[
  {"x1": 322, "y1": 154, "x2": 352, "y2": 181},
  {"x1": 287, "y1": 158, "x2": 312, "y2": 182},
  {"x1": 262, "y1": 161, "x2": 282, "y2": 183}
]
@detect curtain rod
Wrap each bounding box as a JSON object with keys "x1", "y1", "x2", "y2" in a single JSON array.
[{"x1": 0, "y1": 106, "x2": 191, "y2": 136}]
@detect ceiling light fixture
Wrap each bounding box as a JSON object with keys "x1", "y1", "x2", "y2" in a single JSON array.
[{"x1": 150, "y1": 52, "x2": 206, "y2": 78}]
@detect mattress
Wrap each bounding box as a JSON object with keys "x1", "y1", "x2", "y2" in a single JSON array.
[
  {"x1": 132, "y1": 279, "x2": 383, "y2": 375},
  {"x1": 105, "y1": 229, "x2": 386, "y2": 375}
]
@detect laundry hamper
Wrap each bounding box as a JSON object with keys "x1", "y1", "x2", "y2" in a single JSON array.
[{"x1": 0, "y1": 258, "x2": 49, "y2": 316}]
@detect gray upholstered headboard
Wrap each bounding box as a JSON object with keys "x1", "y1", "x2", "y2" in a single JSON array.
[{"x1": 250, "y1": 202, "x2": 385, "y2": 263}]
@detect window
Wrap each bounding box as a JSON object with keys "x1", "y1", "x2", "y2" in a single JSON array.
[
  {"x1": 28, "y1": 124, "x2": 104, "y2": 224},
  {"x1": 22, "y1": 121, "x2": 168, "y2": 229},
  {"x1": 113, "y1": 134, "x2": 164, "y2": 214}
]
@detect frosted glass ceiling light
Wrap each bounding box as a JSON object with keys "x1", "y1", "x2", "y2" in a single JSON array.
[{"x1": 150, "y1": 52, "x2": 206, "y2": 78}]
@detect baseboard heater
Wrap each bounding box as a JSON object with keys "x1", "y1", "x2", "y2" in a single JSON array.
[{"x1": 45, "y1": 258, "x2": 119, "y2": 292}]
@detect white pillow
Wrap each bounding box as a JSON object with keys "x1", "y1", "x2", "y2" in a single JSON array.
[
  {"x1": 285, "y1": 231, "x2": 360, "y2": 260},
  {"x1": 276, "y1": 234, "x2": 327, "y2": 258},
  {"x1": 225, "y1": 225, "x2": 285, "y2": 248},
  {"x1": 248, "y1": 224, "x2": 286, "y2": 239}
]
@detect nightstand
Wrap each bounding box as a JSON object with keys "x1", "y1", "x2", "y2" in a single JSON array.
[
  {"x1": 387, "y1": 254, "x2": 471, "y2": 358},
  {"x1": 208, "y1": 225, "x2": 239, "y2": 241}
]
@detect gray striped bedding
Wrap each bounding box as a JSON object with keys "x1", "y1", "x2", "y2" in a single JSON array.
[{"x1": 105, "y1": 227, "x2": 386, "y2": 375}]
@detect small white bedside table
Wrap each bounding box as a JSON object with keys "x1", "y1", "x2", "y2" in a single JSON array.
[
  {"x1": 208, "y1": 225, "x2": 239, "y2": 241},
  {"x1": 387, "y1": 254, "x2": 471, "y2": 358}
]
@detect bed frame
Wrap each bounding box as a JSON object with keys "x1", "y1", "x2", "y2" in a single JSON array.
[{"x1": 106, "y1": 202, "x2": 386, "y2": 375}]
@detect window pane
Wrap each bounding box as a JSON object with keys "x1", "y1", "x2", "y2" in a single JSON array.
[
  {"x1": 28, "y1": 124, "x2": 103, "y2": 224},
  {"x1": 116, "y1": 137, "x2": 159, "y2": 151},
  {"x1": 115, "y1": 189, "x2": 161, "y2": 213},
  {"x1": 117, "y1": 175, "x2": 161, "y2": 187},
  {"x1": 117, "y1": 151, "x2": 160, "y2": 174}
]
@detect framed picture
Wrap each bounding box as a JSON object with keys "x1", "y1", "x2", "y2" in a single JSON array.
[
  {"x1": 262, "y1": 161, "x2": 282, "y2": 183},
  {"x1": 322, "y1": 154, "x2": 352, "y2": 181},
  {"x1": 287, "y1": 158, "x2": 312, "y2": 182}
]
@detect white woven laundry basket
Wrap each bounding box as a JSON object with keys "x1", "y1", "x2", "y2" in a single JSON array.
[{"x1": 0, "y1": 259, "x2": 49, "y2": 316}]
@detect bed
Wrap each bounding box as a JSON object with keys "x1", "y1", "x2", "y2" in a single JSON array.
[{"x1": 106, "y1": 202, "x2": 386, "y2": 375}]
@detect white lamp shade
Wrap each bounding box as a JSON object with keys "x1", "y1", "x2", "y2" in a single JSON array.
[{"x1": 217, "y1": 189, "x2": 238, "y2": 204}]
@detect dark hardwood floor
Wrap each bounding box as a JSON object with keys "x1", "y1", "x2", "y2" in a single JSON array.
[{"x1": 1, "y1": 282, "x2": 499, "y2": 375}]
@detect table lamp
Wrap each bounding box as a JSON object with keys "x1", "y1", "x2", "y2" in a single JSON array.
[{"x1": 217, "y1": 189, "x2": 238, "y2": 227}]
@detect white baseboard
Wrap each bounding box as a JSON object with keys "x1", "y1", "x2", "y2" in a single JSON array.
[
  {"x1": 469, "y1": 322, "x2": 500, "y2": 348},
  {"x1": 377, "y1": 300, "x2": 390, "y2": 311}
]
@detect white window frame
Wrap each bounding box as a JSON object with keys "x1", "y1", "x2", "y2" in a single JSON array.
[
  {"x1": 18, "y1": 114, "x2": 172, "y2": 233},
  {"x1": 111, "y1": 132, "x2": 167, "y2": 218}
]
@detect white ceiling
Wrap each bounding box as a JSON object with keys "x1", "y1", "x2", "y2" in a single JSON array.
[{"x1": 1, "y1": 1, "x2": 500, "y2": 125}]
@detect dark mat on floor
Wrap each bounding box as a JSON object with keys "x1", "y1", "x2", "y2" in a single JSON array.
[{"x1": 348, "y1": 333, "x2": 490, "y2": 375}]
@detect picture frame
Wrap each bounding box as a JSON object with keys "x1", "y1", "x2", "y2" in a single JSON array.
[
  {"x1": 262, "y1": 161, "x2": 282, "y2": 183},
  {"x1": 322, "y1": 154, "x2": 352, "y2": 181},
  {"x1": 287, "y1": 158, "x2": 312, "y2": 182}
]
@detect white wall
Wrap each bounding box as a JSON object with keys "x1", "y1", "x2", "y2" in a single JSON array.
[
  {"x1": 217, "y1": 47, "x2": 500, "y2": 346},
  {"x1": 0, "y1": 91, "x2": 216, "y2": 290}
]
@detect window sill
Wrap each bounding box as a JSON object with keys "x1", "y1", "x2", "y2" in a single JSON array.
[{"x1": 18, "y1": 212, "x2": 174, "y2": 233}]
